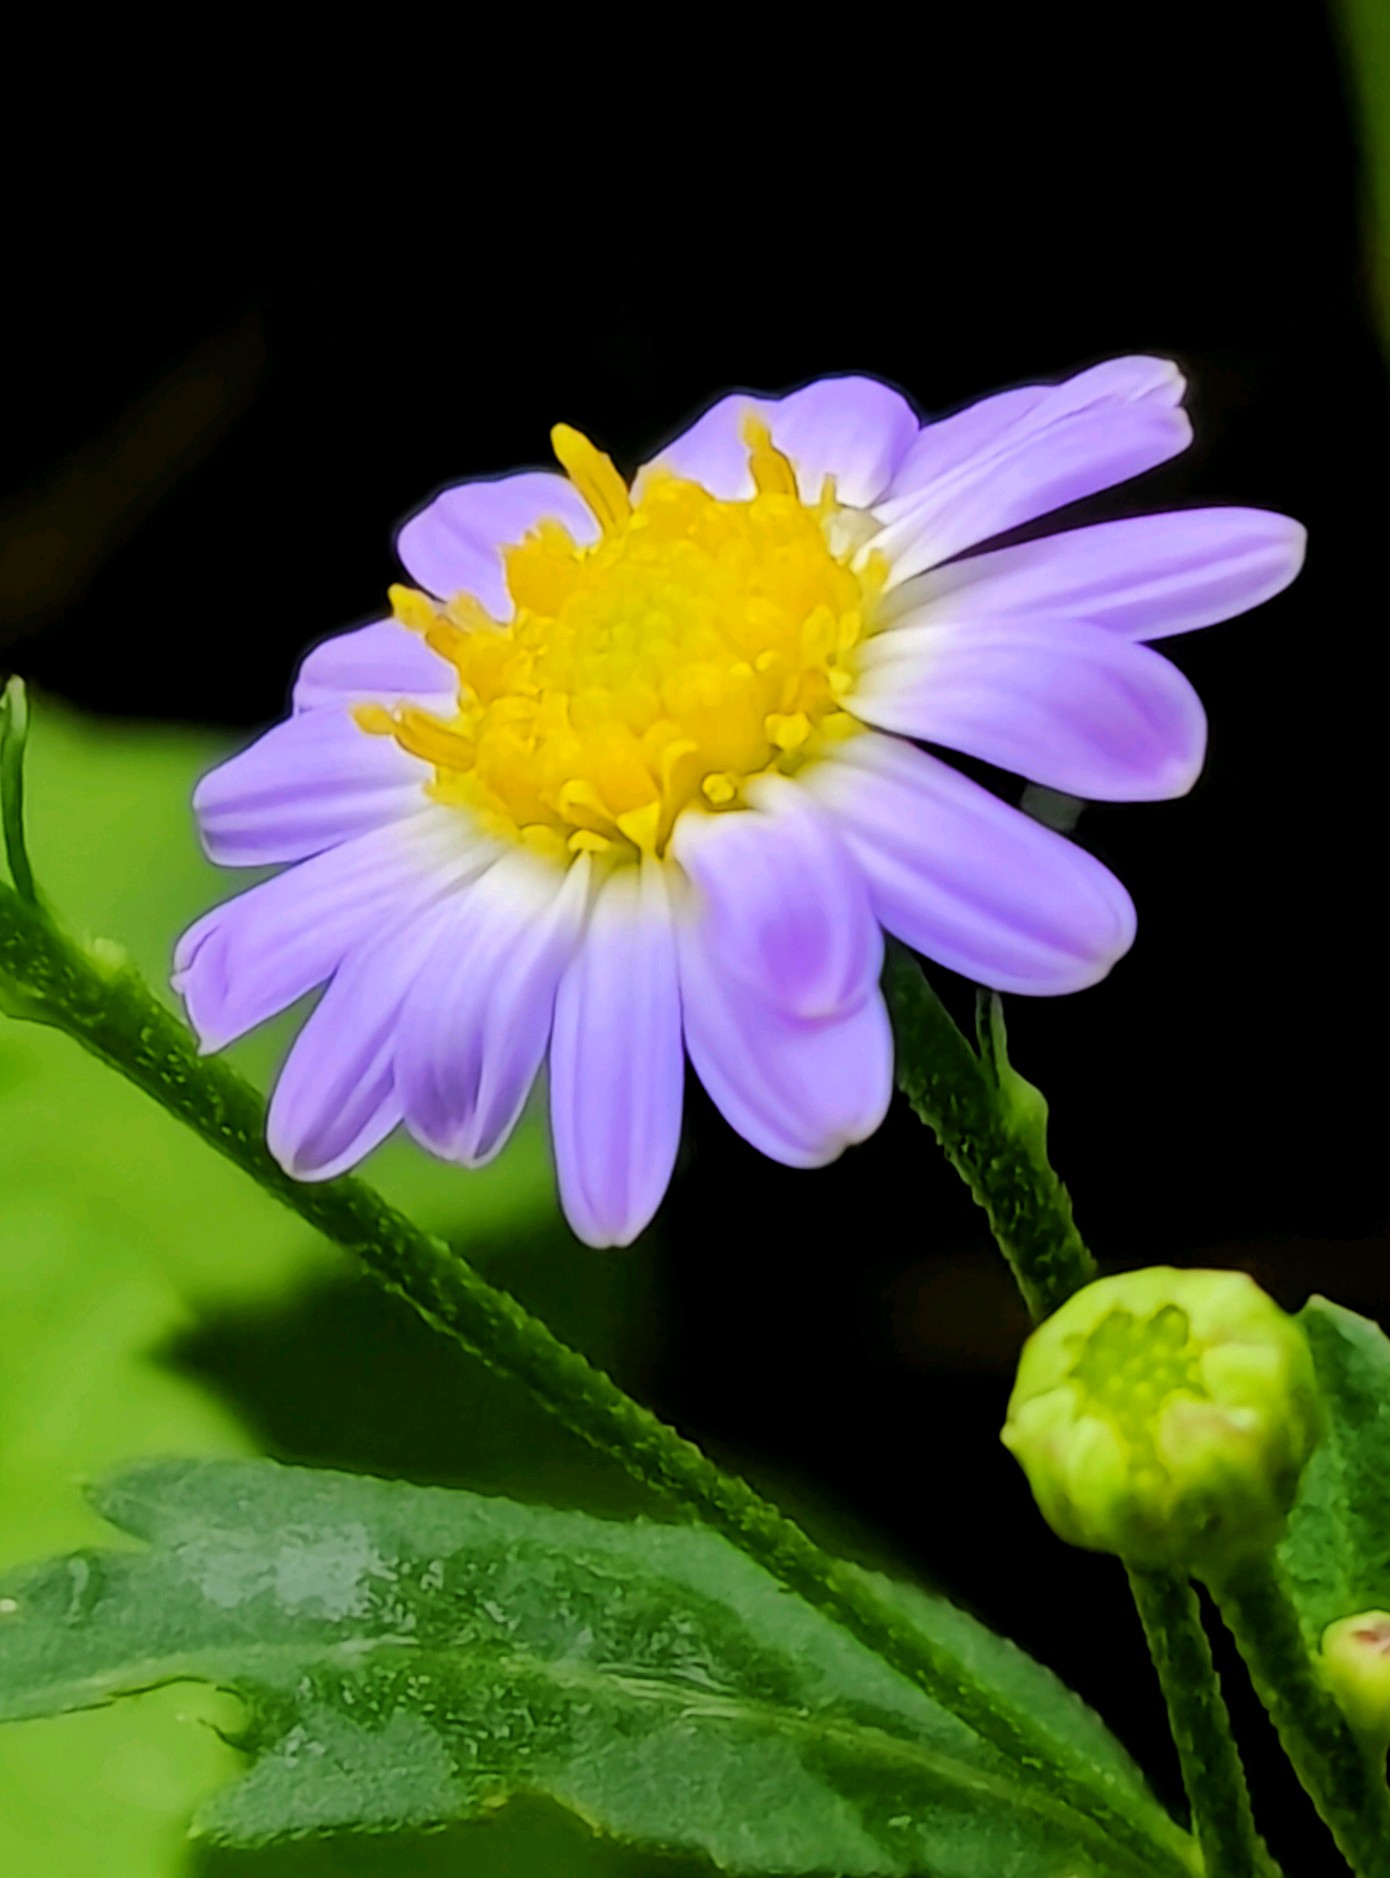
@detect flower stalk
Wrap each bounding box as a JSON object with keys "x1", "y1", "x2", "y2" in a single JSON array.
[
  {"x1": 1127, "y1": 1566, "x2": 1282, "y2": 1878},
  {"x1": 1210, "y1": 1554, "x2": 1390, "y2": 1877}
]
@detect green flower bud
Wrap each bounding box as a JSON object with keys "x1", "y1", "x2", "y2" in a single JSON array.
[
  {"x1": 1001, "y1": 1268, "x2": 1321, "y2": 1573},
  {"x1": 1321, "y1": 1613, "x2": 1390, "y2": 1755}
]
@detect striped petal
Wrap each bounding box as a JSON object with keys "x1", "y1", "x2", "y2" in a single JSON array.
[
  {"x1": 882, "y1": 508, "x2": 1307, "y2": 642},
  {"x1": 173, "y1": 810, "x2": 489, "y2": 1051},
  {"x1": 266, "y1": 907, "x2": 460, "y2": 1182},
  {"x1": 639, "y1": 376, "x2": 920, "y2": 507},
  {"x1": 806, "y1": 733, "x2": 1136, "y2": 993},
  {"x1": 675, "y1": 785, "x2": 891, "y2": 1165},
  {"x1": 397, "y1": 852, "x2": 590, "y2": 1167},
  {"x1": 293, "y1": 616, "x2": 456, "y2": 714},
  {"x1": 549, "y1": 865, "x2": 683, "y2": 1248},
  {"x1": 870, "y1": 357, "x2": 1191, "y2": 584},
  {"x1": 853, "y1": 619, "x2": 1208, "y2": 801},
  {"x1": 193, "y1": 708, "x2": 429, "y2": 867},
  {"x1": 671, "y1": 777, "x2": 881, "y2": 1018},
  {"x1": 680, "y1": 945, "x2": 894, "y2": 1169}
]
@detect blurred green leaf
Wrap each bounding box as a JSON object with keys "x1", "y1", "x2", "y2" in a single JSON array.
[
  {"x1": 172, "y1": 1232, "x2": 665, "y2": 1521},
  {"x1": 193, "y1": 1799, "x2": 713, "y2": 1878},
  {"x1": 0, "y1": 1458, "x2": 1185, "y2": 1878},
  {"x1": 1278, "y1": 1297, "x2": 1390, "y2": 1646},
  {"x1": 1336, "y1": 0, "x2": 1390, "y2": 353},
  {"x1": 0, "y1": 703, "x2": 280, "y2": 1878},
  {"x1": 0, "y1": 1190, "x2": 249, "y2": 1878}
]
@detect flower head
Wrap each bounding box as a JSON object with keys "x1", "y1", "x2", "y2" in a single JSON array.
[
  {"x1": 174, "y1": 363, "x2": 1305, "y2": 1246},
  {"x1": 1002, "y1": 1268, "x2": 1322, "y2": 1572}
]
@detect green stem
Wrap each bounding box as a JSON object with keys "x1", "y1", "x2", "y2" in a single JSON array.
[
  {"x1": 0, "y1": 678, "x2": 37, "y2": 904},
  {"x1": 1211, "y1": 1554, "x2": 1390, "y2": 1878},
  {"x1": 1128, "y1": 1567, "x2": 1279, "y2": 1878},
  {"x1": 884, "y1": 946, "x2": 1272, "y2": 1876},
  {"x1": 883, "y1": 947, "x2": 1094, "y2": 1316},
  {"x1": 0, "y1": 880, "x2": 1192, "y2": 1878}
]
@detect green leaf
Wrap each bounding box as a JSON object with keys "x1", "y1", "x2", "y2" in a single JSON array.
[
  {"x1": 0, "y1": 1459, "x2": 1189, "y2": 1878},
  {"x1": 1278, "y1": 1296, "x2": 1390, "y2": 1646},
  {"x1": 975, "y1": 992, "x2": 1051, "y2": 1162},
  {"x1": 192, "y1": 1800, "x2": 713, "y2": 1878},
  {"x1": 859, "y1": 1570, "x2": 1156, "y2": 1803}
]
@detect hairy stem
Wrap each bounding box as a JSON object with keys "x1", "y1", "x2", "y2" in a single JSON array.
[
  {"x1": 884, "y1": 946, "x2": 1272, "y2": 1876},
  {"x1": 1212, "y1": 1554, "x2": 1390, "y2": 1878},
  {"x1": 1128, "y1": 1567, "x2": 1280, "y2": 1878},
  {"x1": 883, "y1": 948, "x2": 1094, "y2": 1317},
  {"x1": 0, "y1": 879, "x2": 1192, "y2": 1878}
]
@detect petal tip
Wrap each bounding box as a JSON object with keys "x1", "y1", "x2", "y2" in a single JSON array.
[
  {"x1": 1155, "y1": 356, "x2": 1187, "y2": 402},
  {"x1": 1278, "y1": 515, "x2": 1309, "y2": 579},
  {"x1": 265, "y1": 1129, "x2": 335, "y2": 1185}
]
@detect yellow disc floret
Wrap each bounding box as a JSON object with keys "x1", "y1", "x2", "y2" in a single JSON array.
[{"x1": 356, "y1": 419, "x2": 885, "y2": 865}]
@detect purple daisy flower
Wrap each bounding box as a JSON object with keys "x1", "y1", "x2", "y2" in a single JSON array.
[{"x1": 174, "y1": 361, "x2": 1305, "y2": 1246}]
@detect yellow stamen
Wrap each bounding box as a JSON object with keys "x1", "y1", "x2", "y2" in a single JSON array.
[
  {"x1": 390, "y1": 709, "x2": 476, "y2": 770},
  {"x1": 766, "y1": 711, "x2": 811, "y2": 752},
  {"x1": 550, "y1": 424, "x2": 632, "y2": 535},
  {"x1": 388, "y1": 583, "x2": 439, "y2": 633},
  {"x1": 701, "y1": 772, "x2": 739, "y2": 806},
  {"x1": 616, "y1": 800, "x2": 662, "y2": 855},
  {"x1": 421, "y1": 619, "x2": 472, "y2": 663},
  {"x1": 361, "y1": 419, "x2": 880, "y2": 865},
  {"x1": 444, "y1": 591, "x2": 502, "y2": 632},
  {"x1": 741, "y1": 413, "x2": 800, "y2": 498}
]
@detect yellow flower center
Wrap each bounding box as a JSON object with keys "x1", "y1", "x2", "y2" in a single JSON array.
[
  {"x1": 1068, "y1": 1306, "x2": 1208, "y2": 1455},
  {"x1": 356, "y1": 419, "x2": 885, "y2": 865}
]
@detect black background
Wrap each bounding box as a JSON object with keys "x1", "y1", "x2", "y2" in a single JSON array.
[{"x1": 3, "y1": 5, "x2": 1386, "y2": 1870}]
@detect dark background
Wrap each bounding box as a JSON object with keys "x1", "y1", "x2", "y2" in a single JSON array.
[{"x1": 3, "y1": 6, "x2": 1386, "y2": 1870}]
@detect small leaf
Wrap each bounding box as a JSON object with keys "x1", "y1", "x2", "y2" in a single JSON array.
[
  {"x1": 975, "y1": 993, "x2": 1050, "y2": 1160},
  {"x1": 0, "y1": 674, "x2": 37, "y2": 903},
  {"x1": 1279, "y1": 1296, "x2": 1390, "y2": 1645},
  {"x1": 884, "y1": 950, "x2": 1095, "y2": 1318},
  {"x1": 0, "y1": 1459, "x2": 1191, "y2": 1878}
]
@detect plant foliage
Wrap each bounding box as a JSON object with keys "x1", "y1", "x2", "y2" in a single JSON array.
[{"x1": 0, "y1": 1458, "x2": 1192, "y2": 1878}]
